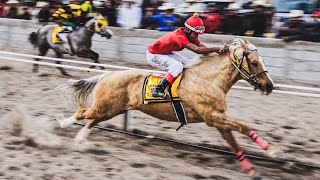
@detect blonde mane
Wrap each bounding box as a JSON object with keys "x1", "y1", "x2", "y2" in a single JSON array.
[{"x1": 185, "y1": 38, "x2": 246, "y2": 68}]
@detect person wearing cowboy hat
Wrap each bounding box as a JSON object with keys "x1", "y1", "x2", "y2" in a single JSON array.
[
  {"x1": 216, "y1": 3, "x2": 244, "y2": 35},
  {"x1": 304, "y1": 11, "x2": 320, "y2": 42},
  {"x1": 116, "y1": 0, "x2": 142, "y2": 29},
  {"x1": 276, "y1": 10, "x2": 306, "y2": 42},
  {"x1": 148, "y1": 2, "x2": 177, "y2": 31},
  {"x1": 146, "y1": 13, "x2": 229, "y2": 98}
]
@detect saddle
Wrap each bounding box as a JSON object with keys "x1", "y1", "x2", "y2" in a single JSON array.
[
  {"x1": 143, "y1": 74, "x2": 182, "y2": 103},
  {"x1": 51, "y1": 26, "x2": 71, "y2": 44},
  {"x1": 143, "y1": 74, "x2": 187, "y2": 130}
]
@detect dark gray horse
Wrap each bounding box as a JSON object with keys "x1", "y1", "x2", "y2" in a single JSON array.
[{"x1": 29, "y1": 15, "x2": 113, "y2": 76}]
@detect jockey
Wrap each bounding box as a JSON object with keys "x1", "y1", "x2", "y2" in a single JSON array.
[
  {"x1": 146, "y1": 13, "x2": 229, "y2": 98},
  {"x1": 52, "y1": 1, "x2": 92, "y2": 31}
]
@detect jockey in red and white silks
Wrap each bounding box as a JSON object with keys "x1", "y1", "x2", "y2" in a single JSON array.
[{"x1": 146, "y1": 13, "x2": 229, "y2": 98}]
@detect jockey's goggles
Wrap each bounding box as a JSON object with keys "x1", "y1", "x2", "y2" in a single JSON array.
[{"x1": 193, "y1": 26, "x2": 205, "y2": 34}]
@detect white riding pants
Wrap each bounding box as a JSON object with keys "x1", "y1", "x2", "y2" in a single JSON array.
[{"x1": 146, "y1": 51, "x2": 188, "y2": 78}]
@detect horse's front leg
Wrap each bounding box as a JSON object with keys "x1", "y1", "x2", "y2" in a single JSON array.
[
  {"x1": 206, "y1": 113, "x2": 283, "y2": 157},
  {"x1": 218, "y1": 129, "x2": 259, "y2": 178},
  {"x1": 77, "y1": 49, "x2": 105, "y2": 70},
  {"x1": 204, "y1": 112, "x2": 283, "y2": 178}
]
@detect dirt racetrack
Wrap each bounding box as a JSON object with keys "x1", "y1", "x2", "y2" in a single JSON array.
[{"x1": 0, "y1": 59, "x2": 319, "y2": 180}]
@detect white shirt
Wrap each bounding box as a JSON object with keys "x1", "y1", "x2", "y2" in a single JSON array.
[{"x1": 117, "y1": 4, "x2": 142, "y2": 29}]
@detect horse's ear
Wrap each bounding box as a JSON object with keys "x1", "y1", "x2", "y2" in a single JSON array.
[{"x1": 239, "y1": 39, "x2": 249, "y2": 50}]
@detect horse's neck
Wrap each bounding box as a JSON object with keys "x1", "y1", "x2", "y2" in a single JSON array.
[
  {"x1": 78, "y1": 26, "x2": 94, "y2": 37},
  {"x1": 185, "y1": 54, "x2": 240, "y2": 95}
]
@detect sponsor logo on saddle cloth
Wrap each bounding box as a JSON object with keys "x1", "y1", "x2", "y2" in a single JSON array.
[
  {"x1": 51, "y1": 26, "x2": 70, "y2": 44},
  {"x1": 143, "y1": 74, "x2": 182, "y2": 104}
]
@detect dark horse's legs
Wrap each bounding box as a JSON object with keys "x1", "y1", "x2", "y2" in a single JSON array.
[
  {"x1": 55, "y1": 52, "x2": 71, "y2": 76},
  {"x1": 78, "y1": 49, "x2": 105, "y2": 70},
  {"x1": 33, "y1": 46, "x2": 49, "y2": 73}
]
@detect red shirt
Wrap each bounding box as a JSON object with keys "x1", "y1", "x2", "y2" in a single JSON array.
[{"x1": 148, "y1": 27, "x2": 201, "y2": 54}]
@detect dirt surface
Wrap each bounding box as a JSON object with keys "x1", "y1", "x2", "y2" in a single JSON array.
[{"x1": 0, "y1": 60, "x2": 319, "y2": 180}]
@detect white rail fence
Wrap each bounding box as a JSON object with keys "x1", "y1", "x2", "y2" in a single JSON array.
[{"x1": 0, "y1": 50, "x2": 319, "y2": 98}]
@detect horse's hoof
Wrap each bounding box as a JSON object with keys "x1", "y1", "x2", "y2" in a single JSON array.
[
  {"x1": 56, "y1": 114, "x2": 65, "y2": 128},
  {"x1": 88, "y1": 66, "x2": 95, "y2": 69},
  {"x1": 267, "y1": 146, "x2": 283, "y2": 158},
  {"x1": 74, "y1": 137, "x2": 86, "y2": 145},
  {"x1": 100, "y1": 66, "x2": 105, "y2": 70},
  {"x1": 62, "y1": 72, "x2": 71, "y2": 77},
  {"x1": 248, "y1": 169, "x2": 262, "y2": 180}
]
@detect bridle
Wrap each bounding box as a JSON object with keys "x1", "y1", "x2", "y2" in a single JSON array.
[{"x1": 227, "y1": 47, "x2": 268, "y2": 90}]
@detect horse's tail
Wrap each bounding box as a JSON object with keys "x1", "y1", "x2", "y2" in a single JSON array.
[
  {"x1": 57, "y1": 72, "x2": 107, "y2": 108},
  {"x1": 28, "y1": 32, "x2": 38, "y2": 48}
]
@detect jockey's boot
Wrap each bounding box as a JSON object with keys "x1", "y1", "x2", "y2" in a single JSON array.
[{"x1": 152, "y1": 77, "x2": 170, "y2": 98}]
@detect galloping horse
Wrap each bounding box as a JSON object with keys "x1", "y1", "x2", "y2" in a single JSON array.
[
  {"x1": 57, "y1": 38, "x2": 281, "y2": 178},
  {"x1": 28, "y1": 14, "x2": 113, "y2": 76}
]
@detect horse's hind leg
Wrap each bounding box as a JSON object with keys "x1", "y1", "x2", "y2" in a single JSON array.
[
  {"x1": 218, "y1": 129, "x2": 259, "y2": 178},
  {"x1": 55, "y1": 52, "x2": 71, "y2": 76},
  {"x1": 33, "y1": 46, "x2": 48, "y2": 73},
  {"x1": 74, "y1": 119, "x2": 100, "y2": 144}
]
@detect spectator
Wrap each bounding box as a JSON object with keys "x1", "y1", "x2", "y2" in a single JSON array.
[
  {"x1": 217, "y1": 3, "x2": 244, "y2": 35},
  {"x1": 305, "y1": 11, "x2": 320, "y2": 42},
  {"x1": 4, "y1": 0, "x2": 19, "y2": 18},
  {"x1": 17, "y1": 6, "x2": 31, "y2": 20},
  {"x1": 250, "y1": 2, "x2": 267, "y2": 37},
  {"x1": 116, "y1": 0, "x2": 142, "y2": 29},
  {"x1": 99, "y1": 0, "x2": 117, "y2": 26},
  {"x1": 37, "y1": 2, "x2": 51, "y2": 22},
  {"x1": 203, "y1": 3, "x2": 222, "y2": 34},
  {"x1": 141, "y1": 6, "x2": 157, "y2": 29},
  {"x1": 0, "y1": 0, "x2": 5, "y2": 17},
  {"x1": 149, "y1": 3, "x2": 177, "y2": 31},
  {"x1": 141, "y1": 0, "x2": 157, "y2": 15},
  {"x1": 276, "y1": 10, "x2": 306, "y2": 42}
]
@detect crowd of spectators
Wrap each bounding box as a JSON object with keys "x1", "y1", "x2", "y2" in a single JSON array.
[{"x1": 0, "y1": 0, "x2": 319, "y2": 43}]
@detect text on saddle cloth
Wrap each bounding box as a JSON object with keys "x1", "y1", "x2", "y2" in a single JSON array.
[{"x1": 143, "y1": 74, "x2": 182, "y2": 104}]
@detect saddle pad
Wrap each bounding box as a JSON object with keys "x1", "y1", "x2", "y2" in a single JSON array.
[
  {"x1": 143, "y1": 74, "x2": 182, "y2": 104},
  {"x1": 51, "y1": 26, "x2": 64, "y2": 43}
]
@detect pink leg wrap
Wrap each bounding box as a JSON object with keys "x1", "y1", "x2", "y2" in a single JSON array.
[
  {"x1": 236, "y1": 151, "x2": 253, "y2": 172},
  {"x1": 249, "y1": 131, "x2": 269, "y2": 150}
]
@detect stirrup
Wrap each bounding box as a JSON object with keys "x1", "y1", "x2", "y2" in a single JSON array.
[{"x1": 152, "y1": 91, "x2": 165, "y2": 98}]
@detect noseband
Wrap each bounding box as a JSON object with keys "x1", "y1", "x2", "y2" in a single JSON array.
[{"x1": 227, "y1": 49, "x2": 268, "y2": 90}]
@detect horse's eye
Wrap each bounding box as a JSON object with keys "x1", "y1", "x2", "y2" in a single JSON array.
[{"x1": 251, "y1": 62, "x2": 258, "y2": 67}]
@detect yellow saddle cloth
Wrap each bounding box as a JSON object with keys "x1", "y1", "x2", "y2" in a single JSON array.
[
  {"x1": 143, "y1": 74, "x2": 182, "y2": 104},
  {"x1": 51, "y1": 26, "x2": 68, "y2": 44}
]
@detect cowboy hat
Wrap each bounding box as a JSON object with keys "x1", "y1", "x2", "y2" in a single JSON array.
[
  {"x1": 36, "y1": 1, "x2": 49, "y2": 8},
  {"x1": 226, "y1": 3, "x2": 241, "y2": 10},
  {"x1": 6, "y1": 0, "x2": 19, "y2": 4},
  {"x1": 251, "y1": 0, "x2": 271, "y2": 7},
  {"x1": 185, "y1": 0, "x2": 197, "y2": 3},
  {"x1": 158, "y1": 3, "x2": 176, "y2": 11},
  {"x1": 289, "y1": 10, "x2": 304, "y2": 18}
]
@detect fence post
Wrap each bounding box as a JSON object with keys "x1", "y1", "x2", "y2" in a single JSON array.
[{"x1": 123, "y1": 112, "x2": 129, "y2": 131}]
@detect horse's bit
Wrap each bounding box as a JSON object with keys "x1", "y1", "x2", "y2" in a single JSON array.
[{"x1": 227, "y1": 49, "x2": 268, "y2": 90}]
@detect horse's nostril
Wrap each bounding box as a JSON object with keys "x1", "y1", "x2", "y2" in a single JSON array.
[{"x1": 266, "y1": 83, "x2": 273, "y2": 92}]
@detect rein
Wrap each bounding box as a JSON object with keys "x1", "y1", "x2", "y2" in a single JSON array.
[{"x1": 227, "y1": 49, "x2": 268, "y2": 89}]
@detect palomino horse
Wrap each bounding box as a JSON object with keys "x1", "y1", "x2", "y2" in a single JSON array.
[
  {"x1": 28, "y1": 14, "x2": 113, "y2": 76},
  {"x1": 57, "y1": 38, "x2": 281, "y2": 178}
]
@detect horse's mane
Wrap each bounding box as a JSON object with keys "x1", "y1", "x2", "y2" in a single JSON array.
[{"x1": 186, "y1": 38, "x2": 256, "y2": 68}]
